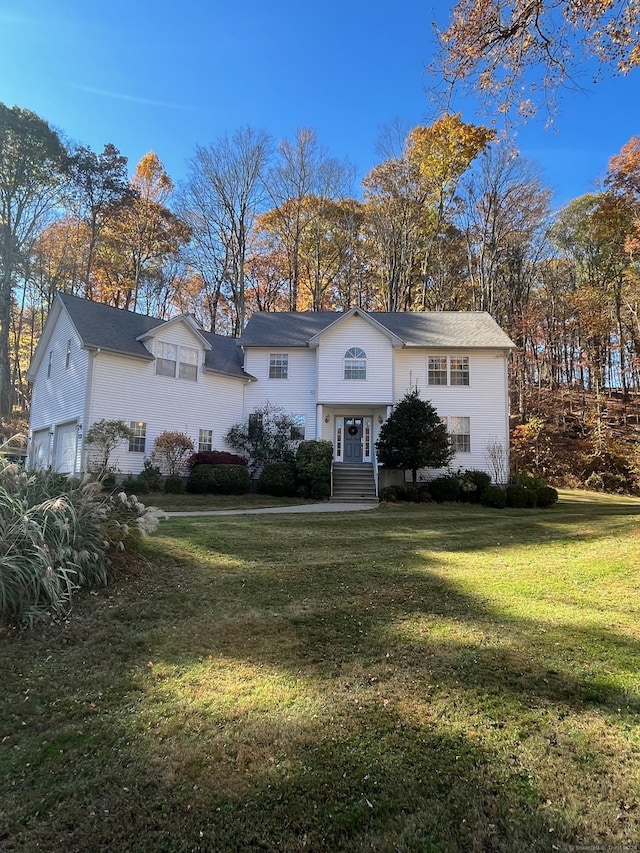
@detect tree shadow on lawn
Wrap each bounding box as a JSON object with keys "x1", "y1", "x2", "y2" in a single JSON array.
[{"x1": 3, "y1": 499, "x2": 639, "y2": 851}]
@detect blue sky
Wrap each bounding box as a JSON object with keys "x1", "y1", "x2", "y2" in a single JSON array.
[{"x1": 1, "y1": 0, "x2": 639, "y2": 209}]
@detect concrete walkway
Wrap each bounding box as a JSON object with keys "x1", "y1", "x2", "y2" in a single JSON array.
[{"x1": 165, "y1": 502, "x2": 379, "y2": 517}]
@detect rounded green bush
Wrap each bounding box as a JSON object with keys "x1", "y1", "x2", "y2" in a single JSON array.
[
  {"x1": 258, "y1": 462, "x2": 297, "y2": 497},
  {"x1": 164, "y1": 474, "x2": 184, "y2": 494},
  {"x1": 210, "y1": 464, "x2": 251, "y2": 495},
  {"x1": 459, "y1": 469, "x2": 492, "y2": 503},
  {"x1": 428, "y1": 475, "x2": 461, "y2": 503},
  {"x1": 506, "y1": 484, "x2": 529, "y2": 508},
  {"x1": 480, "y1": 485, "x2": 507, "y2": 508},
  {"x1": 535, "y1": 485, "x2": 559, "y2": 508},
  {"x1": 186, "y1": 464, "x2": 215, "y2": 494}
]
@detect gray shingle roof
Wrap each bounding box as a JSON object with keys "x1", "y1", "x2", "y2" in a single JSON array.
[
  {"x1": 239, "y1": 309, "x2": 515, "y2": 349},
  {"x1": 58, "y1": 293, "x2": 249, "y2": 379}
]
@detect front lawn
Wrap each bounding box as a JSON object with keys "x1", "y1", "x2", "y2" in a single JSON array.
[{"x1": 2, "y1": 491, "x2": 639, "y2": 851}]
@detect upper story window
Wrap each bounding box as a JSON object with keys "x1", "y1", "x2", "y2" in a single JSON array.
[
  {"x1": 269, "y1": 353, "x2": 288, "y2": 379},
  {"x1": 156, "y1": 341, "x2": 198, "y2": 381},
  {"x1": 65, "y1": 339, "x2": 72, "y2": 369},
  {"x1": 344, "y1": 347, "x2": 366, "y2": 380},
  {"x1": 179, "y1": 346, "x2": 199, "y2": 381},
  {"x1": 47, "y1": 350, "x2": 53, "y2": 378},
  {"x1": 428, "y1": 355, "x2": 470, "y2": 386}
]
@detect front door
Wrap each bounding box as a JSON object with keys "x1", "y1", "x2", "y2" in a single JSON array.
[{"x1": 344, "y1": 417, "x2": 363, "y2": 463}]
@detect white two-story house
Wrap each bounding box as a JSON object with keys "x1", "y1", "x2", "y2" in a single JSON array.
[{"x1": 27, "y1": 293, "x2": 514, "y2": 495}]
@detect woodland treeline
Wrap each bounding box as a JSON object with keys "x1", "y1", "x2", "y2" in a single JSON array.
[{"x1": 2, "y1": 103, "x2": 640, "y2": 443}]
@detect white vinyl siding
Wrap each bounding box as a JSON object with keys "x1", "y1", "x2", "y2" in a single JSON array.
[
  {"x1": 316, "y1": 315, "x2": 394, "y2": 405},
  {"x1": 86, "y1": 350, "x2": 245, "y2": 475},
  {"x1": 243, "y1": 348, "x2": 317, "y2": 439},
  {"x1": 28, "y1": 304, "x2": 89, "y2": 476},
  {"x1": 395, "y1": 348, "x2": 509, "y2": 478}
]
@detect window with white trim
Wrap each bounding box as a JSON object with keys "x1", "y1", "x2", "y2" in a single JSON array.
[
  {"x1": 344, "y1": 347, "x2": 366, "y2": 380},
  {"x1": 269, "y1": 353, "x2": 288, "y2": 379},
  {"x1": 449, "y1": 417, "x2": 471, "y2": 453},
  {"x1": 290, "y1": 414, "x2": 305, "y2": 441},
  {"x1": 428, "y1": 355, "x2": 470, "y2": 386},
  {"x1": 198, "y1": 429, "x2": 213, "y2": 452},
  {"x1": 155, "y1": 341, "x2": 199, "y2": 381},
  {"x1": 65, "y1": 339, "x2": 72, "y2": 369},
  {"x1": 179, "y1": 346, "x2": 199, "y2": 381},
  {"x1": 156, "y1": 342, "x2": 177, "y2": 376},
  {"x1": 129, "y1": 421, "x2": 146, "y2": 453}
]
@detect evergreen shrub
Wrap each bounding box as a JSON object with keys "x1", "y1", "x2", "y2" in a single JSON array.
[
  {"x1": 428, "y1": 475, "x2": 461, "y2": 503},
  {"x1": 164, "y1": 474, "x2": 184, "y2": 494},
  {"x1": 258, "y1": 462, "x2": 297, "y2": 497},
  {"x1": 480, "y1": 485, "x2": 507, "y2": 508},
  {"x1": 535, "y1": 485, "x2": 559, "y2": 508}
]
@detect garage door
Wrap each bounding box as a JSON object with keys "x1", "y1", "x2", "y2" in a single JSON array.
[
  {"x1": 30, "y1": 428, "x2": 51, "y2": 470},
  {"x1": 54, "y1": 422, "x2": 78, "y2": 474}
]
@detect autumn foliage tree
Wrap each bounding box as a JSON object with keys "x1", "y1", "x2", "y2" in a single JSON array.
[{"x1": 433, "y1": 0, "x2": 640, "y2": 120}]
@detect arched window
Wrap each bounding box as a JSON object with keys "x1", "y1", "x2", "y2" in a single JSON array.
[{"x1": 344, "y1": 347, "x2": 366, "y2": 380}]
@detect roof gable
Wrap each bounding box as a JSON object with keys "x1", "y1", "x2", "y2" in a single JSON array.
[
  {"x1": 308, "y1": 307, "x2": 404, "y2": 348},
  {"x1": 137, "y1": 314, "x2": 212, "y2": 351},
  {"x1": 32, "y1": 292, "x2": 249, "y2": 380}
]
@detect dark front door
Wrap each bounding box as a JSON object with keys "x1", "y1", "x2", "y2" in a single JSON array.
[{"x1": 344, "y1": 417, "x2": 363, "y2": 463}]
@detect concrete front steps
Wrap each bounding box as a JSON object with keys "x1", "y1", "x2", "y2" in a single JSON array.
[{"x1": 331, "y1": 463, "x2": 378, "y2": 502}]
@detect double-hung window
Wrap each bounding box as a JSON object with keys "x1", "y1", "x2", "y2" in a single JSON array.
[
  {"x1": 269, "y1": 353, "x2": 288, "y2": 379},
  {"x1": 290, "y1": 414, "x2": 305, "y2": 441},
  {"x1": 344, "y1": 348, "x2": 366, "y2": 380},
  {"x1": 428, "y1": 355, "x2": 470, "y2": 386},
  {"x1": 179, "y1": 347, "x2": 198, "y2": 381},
  {"x1": 129, "y1": 421, "x2": 146, "y2": 453},
  {"x1": 156, "y1": 342, "x2": 199, "y2": 381},
  {"x1": 198, "y1": 429, "x2": 213, "y2": 452},
  {"x1": 156, "y1": 342, "x2": 177, "y2": 377},
  {"x1": 449, "y1": 417, "x2": 471, "y2": 453}
]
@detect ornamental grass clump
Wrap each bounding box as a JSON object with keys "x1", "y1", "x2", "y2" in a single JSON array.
[{"x1": 0, "y1": 463, "x2": 164, "y2": 627}]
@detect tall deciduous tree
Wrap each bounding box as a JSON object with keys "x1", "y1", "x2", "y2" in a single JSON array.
[
  {"x1": 179, "y1": 127, "x2": 271, "y2": 334},
  {"x1": 264, "y1": 128, "x2": 354, "y2": 310},
  {"x1": 376, "y1": 389, "x2": 453, "y2": 489},
  {"x1": 433, "y1": 0, "x2": 640, "y2": 120},
  {"x1": 63, "y1": 143, "x2": 131, "y2": 296},
  {"x1": 0, "y1": 104, "x2": 65, "y2": 417}
]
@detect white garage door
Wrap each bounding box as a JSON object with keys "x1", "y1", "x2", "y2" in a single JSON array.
[
  {"x1": 54, "y1": 422, "x2": 78, "y2": 474},
  {"x1": 30, "y1": 428, "x2": 51, "y2": 470}
]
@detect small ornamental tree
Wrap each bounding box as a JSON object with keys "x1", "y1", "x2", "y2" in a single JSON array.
[
  {"x1": 85, "y1": 419, "x2": 132, "y2": 476},
  {"x1": 225, "y1": 403, "x2": 298, "y2": 475},
  {"x1": 376, "y1": 389, "x2": 453, "y2": 489},
  {"x1": 151, "y1": 431, "x2": 195, "y2": 476}
]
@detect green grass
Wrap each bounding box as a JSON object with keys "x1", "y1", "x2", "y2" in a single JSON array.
[
  {"x1": 1, "y1": 490, "x2": 639, "y2": 851},
  {"x1": 139, "y1": 491, "x2": 317, "y2": 512}
]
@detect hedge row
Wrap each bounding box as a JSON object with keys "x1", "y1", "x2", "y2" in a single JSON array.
[{"x1": 380, "y1": 470, "x2": 558, "y2": 509}]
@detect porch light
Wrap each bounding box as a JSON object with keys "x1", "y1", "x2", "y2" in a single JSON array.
[{"x1": 324, "y1": 415, "x2": 330, "y2": 423}]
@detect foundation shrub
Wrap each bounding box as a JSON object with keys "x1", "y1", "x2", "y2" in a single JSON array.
[
  {"x1": 427, "y1": 475, "x2": 461, "y2": 503},
  {"x1": 295, "y1": 440, "x2": 332, "y2": 500},
  {"x1": 258, "y1": 462, "x2": 297, "y2": 497},
  {"x1": 458, "y1": 469, "x2": 491, "y2": 503},
  {"x1": 480, "y1": 485, "x2": 507, "y2": 508},
  {"x1": 506, "y1": 483, "x2": 530, "y2": 508},
  {"x1": 536, "y1": 485, "x2": 559, "y2": 508},
  {"x1": 163, "y1": 474, "x2": 184, "y2": 494},
  {"x1": 209, "y1": 464, "x2": 251, "y2": 495},
  {"x1": 187, "y1": 450, "x2": 248, "y2": 468}
]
